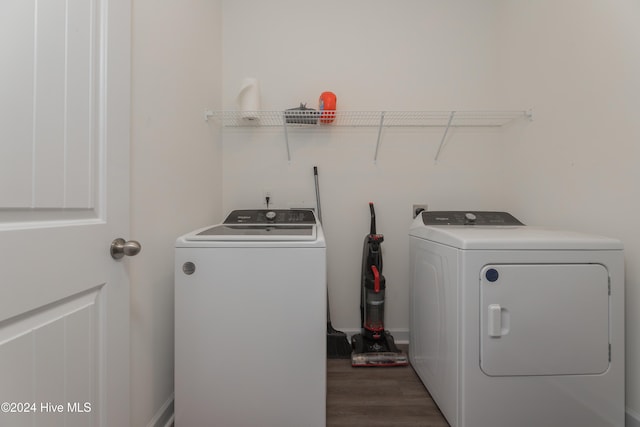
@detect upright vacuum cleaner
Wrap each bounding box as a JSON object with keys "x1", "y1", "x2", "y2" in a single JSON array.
[{"x1": 351, "y1": 203, "x2": 408, "y2": 367}]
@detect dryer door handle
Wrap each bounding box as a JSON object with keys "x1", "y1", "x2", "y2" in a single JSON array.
[{"x1": 488, "y1": 304, "x2": 502, "y2": 337}]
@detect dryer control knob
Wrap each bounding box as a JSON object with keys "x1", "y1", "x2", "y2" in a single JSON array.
[
  {"x1": 465, "y1": 212, "x2": 477, "y2": 223},
  {"x1": 265, "y1": 211, "x2": 277, "y2": 221}
]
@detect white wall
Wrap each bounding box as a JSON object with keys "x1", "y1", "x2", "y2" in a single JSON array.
[
  {"x1": 130, "y1": 1, "x2": 222, "y2": 426},
  {"x1": 497, "y1": 0, "x2": 640, "y2": 421},
  {"x1": 221, "y1": 0, "x2": 511, "y2": 334},
  {"x1": 125, "y1": 1, "x2": 639, "y2": 423}
]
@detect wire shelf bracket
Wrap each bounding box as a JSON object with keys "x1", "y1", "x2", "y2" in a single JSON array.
[
  {"x1": 434, "y1": 111, "x2": 456, "y2": 162},
  {"x1": 373, "y1": 111, "x2": 386, "y2": 163}
]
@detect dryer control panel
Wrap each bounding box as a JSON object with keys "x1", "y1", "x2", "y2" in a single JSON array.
[
  {"x1": 223, "y1": 209, "x2": 317, "y2": 224},
  {"x1": 421, "y1": 211, "x2": 524, "y2": 226}
]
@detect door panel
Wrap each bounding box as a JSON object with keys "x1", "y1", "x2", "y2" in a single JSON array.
[
  {"x1": 1, "y1": 0, "x2": 96, "y2": 210},
  {"x1": 480, "y1": 264, "x2": 609, "y2": 376},
  {"x1": 0, "y1": 291, "x2": 98, "y2": 426}
]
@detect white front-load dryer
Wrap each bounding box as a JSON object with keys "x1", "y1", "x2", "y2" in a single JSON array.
[
  {"x1": 175, "y1": 209, "x2": 326, "y2": 427},
  {"x1": 408, "y1": 211, "x2": 624, "y2": 427}
]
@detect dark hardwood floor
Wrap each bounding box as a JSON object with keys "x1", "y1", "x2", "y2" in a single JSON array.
[{"x1": 326, "y1": 346, "x2": 450, "y2": 427}]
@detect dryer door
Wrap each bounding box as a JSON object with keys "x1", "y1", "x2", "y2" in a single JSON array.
[{"x1": 480, "y1": 264, "x2": 609, "y2": 376}]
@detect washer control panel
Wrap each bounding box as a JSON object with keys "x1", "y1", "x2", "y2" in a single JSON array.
[
  {"x1": 421, "y1": 211, "x2": 524, "y2": 226},
  {"x1": 223, "y1": 209, "x2": 317, "y2": 224}
]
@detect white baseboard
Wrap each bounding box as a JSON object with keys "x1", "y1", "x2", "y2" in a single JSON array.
[
  {"x1": 147, "y1": 392, "x2": 174, "y2": 427},
  {"x1": 627, "y1": 408, "x2": 640, "y2": 427}
]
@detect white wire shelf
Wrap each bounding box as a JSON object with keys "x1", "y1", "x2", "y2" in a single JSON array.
[
  {"x1": 203, "y1": 109, "x2": 533, "y2": 162},
  {"x1": 204, "y1": 110, "x2": 530, "y2": 127}
]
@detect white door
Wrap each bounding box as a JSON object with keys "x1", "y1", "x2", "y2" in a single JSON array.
[{"x1": 0, "y1": 1, "x2": 131, "y2": 426}]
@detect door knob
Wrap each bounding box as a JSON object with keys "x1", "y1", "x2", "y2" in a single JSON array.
[{"x1": 111, "y1": 238, "x2": 142, "y2": 259}]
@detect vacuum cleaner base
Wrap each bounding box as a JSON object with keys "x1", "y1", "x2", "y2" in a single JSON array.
[{"x1": 350, "y1": 331, "x2": 409, "y2": 367}]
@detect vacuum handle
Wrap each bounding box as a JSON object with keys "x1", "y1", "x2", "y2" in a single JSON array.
[
  {"x1": 371, "y1": 265, "x2": 380, "y2": 293},
  {"x1": 369, "y1": 202, "x2": 376, "y2": 235}
]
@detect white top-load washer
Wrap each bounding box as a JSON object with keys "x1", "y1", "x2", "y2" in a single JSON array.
[
  {"x1": 175, "y1": 209, "x2": 326, "y2": 427},
  {"x1": 409, "y1": 211, "x2": 624, "y2": 427}
]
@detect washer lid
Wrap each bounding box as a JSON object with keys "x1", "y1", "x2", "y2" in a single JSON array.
[
  {"x1": 409, "y1": 212, "x2": 622, "y2": 250},
  {"x1": 190, "y1": 224, "x2": 316, "y2": 240},
  {"x1": 179, "y1": 209, "x2": 321, "y2": 243}
]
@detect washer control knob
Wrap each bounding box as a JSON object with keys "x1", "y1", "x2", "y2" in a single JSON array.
[
  {"x1": 465, "y1": 212, "x2": 477, "y2": 223},
  {"x1": 265, "y1": 211, "x2": 277, "y2": 221}
]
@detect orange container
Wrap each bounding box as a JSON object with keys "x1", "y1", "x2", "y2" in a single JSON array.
[{"x1": 319, "y1": 91, "x2": 337, "y2": 124}]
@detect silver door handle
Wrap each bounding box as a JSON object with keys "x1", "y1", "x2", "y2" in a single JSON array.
[{"x1": 111, "y1": 238, "x2": 142, "y2": 259}]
